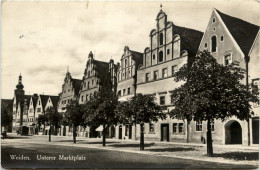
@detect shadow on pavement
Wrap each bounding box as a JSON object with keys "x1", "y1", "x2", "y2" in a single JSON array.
[
  {"x1": 213, "y1": 152, "x2": 259, "y2": 161},
  {"x1": 3, "y1": 136, "x2": 31, "y2": 139},
  {"x1": 110, "y1": 143, "x2": 155, "y2": 148},
  {"x1": 146, "y1": 147, "x2": 196, "y2": 152},
  {"x1": 81, "y1": 141, "x2": 120, "y2": 144}
]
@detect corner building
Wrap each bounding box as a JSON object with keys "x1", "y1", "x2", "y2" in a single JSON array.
[{"x1": 197, "y1": 9, "x2": 259, "y2": 145}]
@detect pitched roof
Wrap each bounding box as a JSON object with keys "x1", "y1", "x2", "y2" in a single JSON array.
[
  {"x1": 31, "y1": 95, "x2": 38, "y2": 109},
  {"x1": 173, "y1": 24, "x2": 203, "y2": 57},
  {"x1": 39, "y1": 95, "x2": 50, "y2": 109},
  {"x1": 49, "y1": 96, "x2": 59, "y2": 109},
  {"x1": 93, "y1": 60, "x2": 109, "y2": 79},
  {"x1": 216, "y1": 9, "x2": 260, "y2": 55},
  {"x1": 24, "y1": 95, "x2": 32, "y2": 108},
  {"x1": 71, "y1": 78, "x2": 82, "y2": 95},
  {"x1": 130, "y1": 50, "x2": 143, "y2": 68}
]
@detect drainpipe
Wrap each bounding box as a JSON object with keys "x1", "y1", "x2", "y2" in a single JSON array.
[{"x1": 245, "y1": 55, "x2": 250, "y2": 146}]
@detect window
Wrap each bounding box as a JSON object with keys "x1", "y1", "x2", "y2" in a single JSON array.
[
  {"x1": 37, "y1": 108, "x2": 41, "y2": 112},
  {"x1": 160, "y1": 33, "x2": 163, "y2": 45},
  {"x1": 160, "y1": 96, "x2": 165, "y2": 105},
  {"x1": 118, "y1": 90, "x2": 121, "y2": 97},
  {"x1": 86, "y1": 95, "x2": 88, "y2": 102},
  {"x1": 167, "y1": 49, "x2": 170, "y2": 55},
  {"x1": 220, "y1": 35, "x2": 224, "y2": 41},
  {"x1": 213, "y1": 27, "x2": 216, "y2": 31},
  {"x1": 149, "y1": 124, "x2": 155, "y2": 133},
  {"x1": 81, "y1": 96, "x2": 84, "y2": 102},
  {"x1": 210, "y1": 120, "x2": 215, "y2": 131},
  {"x1": 213, "y1": 18, "x2": 216, "y2": 23},
  {"x1": 88, "y1": 82, "x2": 90, "y2": 89},
  {"x1": 125, "y1": 125, "x2": 129, "y2": 136},
  {"x1": 170, "y1": 94, "x2": 174, "y2": 104},
  {"x1": 88, "y1": 71, "x2": 90, "y2": 77},
  {"x1": 146, "y1": 73, "x2": 150, "y2": 82},
  {"x1": 179, "y1": 123, "x2": 184, "y2": 133},
  {"x1": 127, "y1": 87, "x2": 130, "y2": 95},
  {"x1": 125, "y1": 59, "x2": 127, "y2": 67},
  {"x1": 205, "y1": 43, "x2": 207, "y2": 48},
  {"x1": 153, "y1": 54, "x2": 155, "y2": 60},
  {"x1": 92, "y1": 80, "x2": 94, "y2": 85},
  {"x1": 211, "y1": 36, "x2": 217, "y2": 52},
  {"x1": 84, "y1": 82, "x2": 86, "y2": 88},
  {"x1": 196, "y1": 121, "x2": 202, "y2": 131},
  {"x1": 173, "y1": 123, "x2": 177, "y2": 133},
  {"x1": 68, "y1": 89, "x2": 70, "y2": 92},
  {"x1": 154, "y1": 71, "x2": 158, "y2": 80},
  {"x1": 123, "y1": 89, "x2": 126, "y2": 96},
  {"x1": 162, "y1": 68, "x2": 168, "y2": 78},
  {"x1": 224, "y1": 54, "x2": 232, "y2": 66},
  {"x1": 39, "y1": 101, "x2": 41, "y2": 105},
  {"x1": 64, "y1": 100, "x2": 66, "y2": 104},
  {"x1": 159, "y1": 51, "x2": 163, "y2": 62},
  {"x1": 172, "y1": 65, "x2": 177, "y2": 76}
]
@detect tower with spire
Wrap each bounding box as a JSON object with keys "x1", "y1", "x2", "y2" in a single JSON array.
[{"x1": 15, "y1": 73, "x2": 25, "y2": 97}]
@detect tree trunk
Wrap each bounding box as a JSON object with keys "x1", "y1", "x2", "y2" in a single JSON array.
[
  {"x1": 102, "y1": 125, "x2": 106, "y2": 147},
  {"x1": 43, "y1": 123, "x2": 46, "y2": 135},
  {"x1": 140, "y1": 124, "x2": 144, "y2": 151},
  {"x1": 186, "y1": 120, "x2": 190, "y2": 143},
  {"x1": 207, "y1": 118, "x2": 213, "y2": 157},
  {"x1": 49, "y1": 125, "x2": 51, "y2": 142},
  {"x1": 73, "y1": 125, "x2": 76, "y2": 143}
]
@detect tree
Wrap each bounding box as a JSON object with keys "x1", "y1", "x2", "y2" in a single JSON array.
[
  {"x1": 38, "y1": 114, "x2": 47, "y2": 134},
  {"x1": 118, "y1": 93, "x2": 166, "y2": 150},
  {"x1": 64, "y1": 100, "x2": 85, "y2": 143},
  {"x1": 45, "y1": 107, "x2": 62, "y2": 142},
  {"x1": 82, "y1": 73, "x2": 119, "y2": 147},
  {"x1": 1, "y1": 109, "x2": 12, "y2": 132},
  {"x1": 170, "y1": 51, "x2": 258, "y2": 157}
]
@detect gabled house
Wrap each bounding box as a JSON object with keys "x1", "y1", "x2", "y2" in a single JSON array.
[
  {"x1": 198, "y1": 8, "x2": 259, "y2": 145},
  {"x1": 116, "y1": 8, "x2": 203, "y2": 142}
]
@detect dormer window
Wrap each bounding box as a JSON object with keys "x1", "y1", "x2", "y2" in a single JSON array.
[
  {"x1": 159, "y1": 33, "x2": 163, "y2": 46},
  {"x1": 213, "y1": 18, "x2": 216, "y2": 23}
]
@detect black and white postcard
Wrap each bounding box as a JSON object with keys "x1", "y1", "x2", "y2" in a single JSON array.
[{"x1": 1, "y1": 1, "x2": 259, "y2": 169}]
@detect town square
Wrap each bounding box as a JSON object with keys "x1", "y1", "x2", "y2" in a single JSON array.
[{"x1": 1, "y1": 1, "x2": 259, "y2": 169}]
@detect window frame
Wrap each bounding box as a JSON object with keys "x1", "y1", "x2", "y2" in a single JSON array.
[
  {"x1": 196, "y1": 121, "x2": 203, "y2": 132},
  {"x1": 154, "y1": 70, "x2": 159, "y2": 80},
  {"x1": 149, "y1": 123, "x2": 155, "y2": 133},
  {"x1": 159, "y1": 95, "x2": 165, "y2": 105},
  {"x1": 159, "y1": 51, "x2": 163, "y2": 62},
  {"x1": 162, "y1": 68, "x2": 168, "y2": 78}
]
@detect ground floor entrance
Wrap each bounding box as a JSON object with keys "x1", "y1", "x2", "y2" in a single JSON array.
[
  {"x1": 225, "y1": 120, "x2": 242, "y2": 144},
  {"x1": 161, "y1": 124, "x2": 169, "y2": 142}
]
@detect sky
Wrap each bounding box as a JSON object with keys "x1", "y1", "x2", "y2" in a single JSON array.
[{"x1": 1, "y1": 0, "x2": 259, "y2": 99}]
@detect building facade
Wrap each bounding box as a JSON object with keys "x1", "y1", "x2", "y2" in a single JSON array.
[
  {"x1": 197, "y1": 9, "x2": 260, "y2": 145},
  {"x1": 115, "y1": 46, "x2": 143, "y2": 140},
  {"x1": 116, "y1": 8, "x2": 203, "y2": 142},
  {"x1": 57, "y1": 70, "x2": 82, "y2": 136}
]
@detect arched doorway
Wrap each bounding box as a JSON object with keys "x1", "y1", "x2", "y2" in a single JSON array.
[{"x1": 225, "y1": 120, "x2": 242, "y2": 144}]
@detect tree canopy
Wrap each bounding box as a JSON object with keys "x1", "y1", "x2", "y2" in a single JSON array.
[{"x1": 170, "y1": 50, "x2": 259, "y2": 156}]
